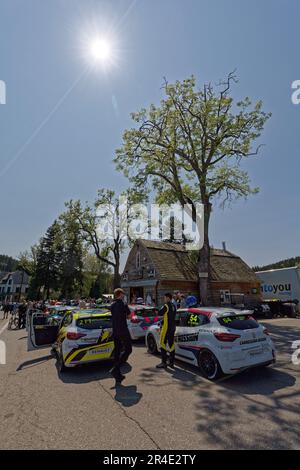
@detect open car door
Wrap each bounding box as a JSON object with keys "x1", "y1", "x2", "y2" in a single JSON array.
[{"x1": 27, "y1": 311, "x2": 60, "y2": 351}]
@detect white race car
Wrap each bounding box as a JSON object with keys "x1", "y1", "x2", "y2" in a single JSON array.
[
  {"x1": 146, "y1": 307, "x2": 276, "y2": 380},
  {"x1": 127, "y1": 304, "x2": 161, "y2": 340}
]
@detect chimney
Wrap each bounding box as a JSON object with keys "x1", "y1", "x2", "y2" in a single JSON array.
[{"x1": 222, "y1": 241, "x2": 227, "y2": 251}]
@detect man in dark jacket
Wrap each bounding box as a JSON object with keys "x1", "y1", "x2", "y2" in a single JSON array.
[
  {"x1": 156, "y1": 293, "x2": 177, "y2": 369},
  {"x1": 110, "y1": 288, "x2": 132, "y2": 383}
]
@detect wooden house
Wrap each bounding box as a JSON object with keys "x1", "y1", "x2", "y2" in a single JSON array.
[{"x1": 121, "y1": 239, "x2": 261, "y2": 307}]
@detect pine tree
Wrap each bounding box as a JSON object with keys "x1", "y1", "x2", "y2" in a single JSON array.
[{"x1": 34, "y1": 221, "x2": 63, "y2": 299}]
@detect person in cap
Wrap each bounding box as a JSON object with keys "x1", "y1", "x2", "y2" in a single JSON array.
[{"x1": 110, "y1": 288, "x2": 132, "y2": 383}]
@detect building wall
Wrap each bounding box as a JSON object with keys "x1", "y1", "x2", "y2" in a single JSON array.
[
  {"x1": 122, "y1": 242, "x2": 262, "y2": 307},
  {"x1": 209, "y1": 281, "x2": 262, "y2": 306},
  {"x1": 158, "y1": 280, "x2": 198, "y2": 307},
  {"x1": 0, "y1": 273, "x2": 30, "y2": 302},
  {"x1": 122, "y1": 242, "x2": 158, "y2": 304},
  {"x1": 123, "y1": 242, "x2": 156, "y2": 282}
]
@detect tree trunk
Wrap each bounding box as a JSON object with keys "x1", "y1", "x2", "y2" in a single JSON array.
[
  {"x1": 113, "y1": 250, "x2": 121, "y2": 289},
  {"x1": 113, "y1": 264, "x2": 121, "y2": 289},
  {"x1": 198, "y1": 201, "x2": 211, "y2": 305}
]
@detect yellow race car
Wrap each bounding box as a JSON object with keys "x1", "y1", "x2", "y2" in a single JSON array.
[{"x1": 28, "y1": 309, "x2": 114, "y2": 372}]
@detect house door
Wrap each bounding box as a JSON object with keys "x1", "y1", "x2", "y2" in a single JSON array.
[{"x1": 130, "y1": 287, "x2": 144, "y2": 303}]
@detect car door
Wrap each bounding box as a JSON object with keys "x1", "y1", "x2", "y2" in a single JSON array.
[
  {"x1": 27, "y1": 311, "x2": 60, "y2": 351},
  {"x1": 175, "y1": 311, "x2": 209, "y2": 362},
  {"x1": 174, "y1": 310, "x2": 193, "y2": 360}
]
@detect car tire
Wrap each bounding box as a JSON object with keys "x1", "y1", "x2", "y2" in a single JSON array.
[
  {"x1": 57, "y1": 350, "x2": 67, "y2": 373},
  {"x1": 147, "y1": 334, "x2": 158, "y2": 355},
  {"x1": 198, "y1": 349, "x2": 222, "y2": 381}
]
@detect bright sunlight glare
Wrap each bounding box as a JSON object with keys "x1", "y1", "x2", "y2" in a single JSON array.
[
  {"x1": 89, "y1": 37, "x2": 112, "y2": 62},
  {"x1": 79, "y1": 21, "x2": 120, "y2": 71}
]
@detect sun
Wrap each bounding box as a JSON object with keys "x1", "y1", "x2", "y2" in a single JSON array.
[
  {"x1": 89, "y1": 37, "x2": 112, "y2": 63},
  {"x1": 79, "y1": 25, "x2": 118, "y2": 70}
]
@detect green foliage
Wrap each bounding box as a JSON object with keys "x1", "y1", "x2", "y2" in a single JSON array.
[
  {"x1": 29, "y1": 221, "x2": 63, "y2": 299},
  {"x1": 64, "y1": 187, "x2": 147, "y2": 288},
  {"x1": 114, "y1": 73, "x2": 271, "y2": 303},
  {"x1": 115, "y1": 74, "x2": 271, "y2": 209},
  {"x1": 0, "y1": 254, "x2": 18, "y2": 272},
  {"x1": 253, "y1": 257, "x2": 300, "y2": 272}
]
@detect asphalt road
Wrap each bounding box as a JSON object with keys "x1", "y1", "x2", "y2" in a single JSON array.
[{"x1": 0, "y1": 315, "x2": 300, "y2": 450}]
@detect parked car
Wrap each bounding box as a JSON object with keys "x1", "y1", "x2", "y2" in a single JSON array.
[
  {"x1": 47, "y1": 306, "x2": 77, "y2": 325},
  {"x1": 127, "y1": 304, "x2": 161, "y2": 340},
  {"x1": 27, "y1": 309, "x2": 114, "y2": 372},
  {"x1": 249, "y1": 303, "x2": 272, "y2": 319},
  {"x1": 146, "y1": 307, "x2": 276, "y2": 380}
]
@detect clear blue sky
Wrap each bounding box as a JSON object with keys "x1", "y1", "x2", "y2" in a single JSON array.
[{"x1": 0, "y1": 0, "x2": 299, "y2": 267}]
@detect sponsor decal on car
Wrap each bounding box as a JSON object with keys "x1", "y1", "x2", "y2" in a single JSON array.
[
  {"x1": 87, "y1": 348, "x2": 111, "y2": 355},
  {"x1": 240, "y1": 337, "x2": 266, "y2": 345},
  {"x1": 175, "y1": 333, "x2": 198, "y2": 343}
]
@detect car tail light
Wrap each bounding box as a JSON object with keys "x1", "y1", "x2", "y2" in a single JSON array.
[
  {"x1": 67, "y1": 332, "x2": 87, "y2": 340},
  {"x1": 214, "y1": 332, "x2": 241, "y2": 342},
  {"x1": 130, "y1": 314, "x2": 140, "y2": 324}
]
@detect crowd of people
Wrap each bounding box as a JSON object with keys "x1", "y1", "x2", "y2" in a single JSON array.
[
  {"x1": 130, "y1": 291, "x2": 198, "y2": 309},
  {"x1": 0, "y1": 301, "x2": 28, "y2": 328}
]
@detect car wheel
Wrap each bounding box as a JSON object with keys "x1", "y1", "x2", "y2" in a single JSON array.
[
  {"x1": 147, "y1": 334, "x2": 158, "y2": 355},
  {"x1": 57, "y1": 350, "x2": 67, "y2": 373},
  {"x1": 198, "y1": 349, "x2": 222, "y2": 380}
]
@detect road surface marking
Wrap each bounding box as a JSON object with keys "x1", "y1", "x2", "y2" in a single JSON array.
[{"x1": 0, "y1": 322, "x2": 9, "y2": 336}]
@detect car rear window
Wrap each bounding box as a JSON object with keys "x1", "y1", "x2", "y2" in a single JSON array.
[
  {"x1": 76, "y1": 316, "x2": 112, "y2": 330},
  {"x1": 134, "y1": 308, "x2": 159, "y2": 318},
  {"x1": 217, "y1": 314, "x2": 259, "y2": 330}
]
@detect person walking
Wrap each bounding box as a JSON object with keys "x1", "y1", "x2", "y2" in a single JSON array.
[
  {"x1": 156, "y1": 293, "x2": 177, "y2": 369},
  {"x1": 18, "y1": 302, "x2": 27, "y2": 329},
  {"x1": 110, "y1": 288, "x2": 133, "y2": 384},
  {"x1": 2, "y1": 303, "x2": 9, "y2": 320}
]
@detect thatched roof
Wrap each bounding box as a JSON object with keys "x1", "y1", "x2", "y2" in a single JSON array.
[
  {"x1": 140, "y1": 240, "x2": 197, "y2": 282},
  {"x1": 209, "y1": 249, "x2": 259, "y2": 283},
  {"x1": 137, "y1": 239, "x2": 259, "y2": 284}
]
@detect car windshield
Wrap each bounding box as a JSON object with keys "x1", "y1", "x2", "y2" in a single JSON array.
[
  {"x1": 82, "y1": 309, "x2": 110, "y2": 315},
  {"x1": 76, "y1": 316, "x2": 112, "y2": 330},
  {"x1": 217, "y1": 314, "x2": 259, "y2": 330}
]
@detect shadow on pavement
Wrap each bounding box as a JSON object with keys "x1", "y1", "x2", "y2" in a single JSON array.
[
  {"x1": 56, "y1": 361, "x2": 113, "y2": 384},
  {"x1": 17, "y1": 354, "x2": 54, "y2": 371},
  {"x1": 261, "y1": 320, "x2": 300, "y2": 355},
  {"x1": 112, "y1": 384, "x2": 143, "y2": 407}
]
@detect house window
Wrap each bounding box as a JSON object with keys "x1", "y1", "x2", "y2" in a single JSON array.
[
  {"x1": 136, "y1": 251, "x2": 141, "y2": 269},
  {"x1": 220, "y1": 290, "x2": 231, "y2": 304}
]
